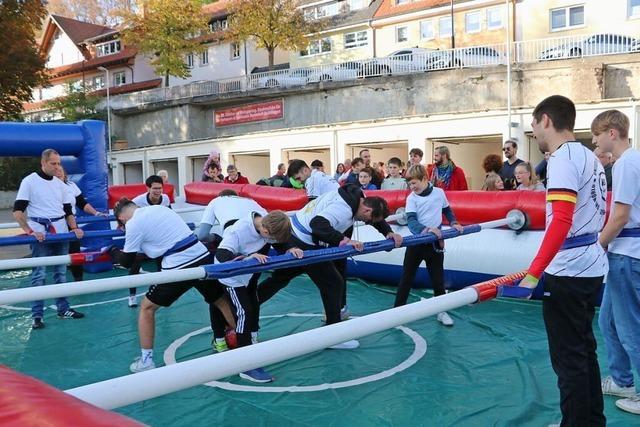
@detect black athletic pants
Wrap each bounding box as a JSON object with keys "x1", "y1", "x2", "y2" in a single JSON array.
[
  {"x1": 542, "y1": 274, "x2": 605, "y2": 427},
  {"x1": 225, "y1": 285, "x2": 257, "y2": 348},
  {"x1": 394, "y1": 243, "x2": 444, "y2": 307}
]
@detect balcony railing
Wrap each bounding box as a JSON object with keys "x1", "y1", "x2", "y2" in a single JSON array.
[{"x1": 107, "y1": 33, "x2": 640, "y2": 111}]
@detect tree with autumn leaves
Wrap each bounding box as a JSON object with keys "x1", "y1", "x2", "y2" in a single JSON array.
[
  {"x1": 116, "y1": 0, "x2": 210, "y2": 86},
  {"x1": 0, "y1": 0, "x2": 48, "y2": 121},
  {"x1": 227, "y1": 0, "x2": 323, "y2": 69}
]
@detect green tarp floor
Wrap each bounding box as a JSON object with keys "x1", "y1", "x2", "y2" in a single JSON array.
[{"x1": 0, "y1": 266, "x2": 636, "y2": 426}]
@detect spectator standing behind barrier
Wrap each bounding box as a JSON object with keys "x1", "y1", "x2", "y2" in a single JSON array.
[
  {"x1": 202, "y1": 162, "x2": 223, "y2": 183},
  {"x1": 342, "y1": 157, "x2": 364, "y2": 186},
  {"x1": 157, "y1": 170, "x2": 169, "y2": 184},
  {"x1": 334, "y1": 163, "x2": 345, "y2": 181},
  {"x1": 132, "y1": 175, "x2": 171, "y2": 207},
  {"x1": 482, "y1": 154, "x2": 503, "y2": 174},
  {"x1": 593, "y1": 147, "x2": 613, "y2": 191},
  {"x1": 499, "y1": 140, "x2": 524, "y2": 190},
  {"x1": 358, "y1": 167, "x2": 378, "y2": 190},
  {"x1": 202, "y1": 150, "x2": 222, "y2": 181},
  {"x1": 515, "y1": 162, "x2": 545, "y2": 191},
  {"x1": 56, "y1": 166, "x2": 106, "y2": 283},
  {"x1": 428, "y1": 146, "x2": 468, "y2": 191},
  {"x1": 482, "y1": 172, "x2": 504, "y2": 191},
  {"x1": 224, "y1": 164, "x2": 250, "y2": 184},
  {"x1": 359, "y1": 149, "x2": 382, "y2": 188},
  {"x1": 13, "y1": 149, "x2": 86, "y2": 330},
  {"x1": 592, "y1": 109, "x2": 640, "y2": 416},
  {"x1": 535, "y1": 151, "x2": 551, "y2": 188},
  {"x1": 382, "y1": 157, "x2": 408, "y2": 190}
]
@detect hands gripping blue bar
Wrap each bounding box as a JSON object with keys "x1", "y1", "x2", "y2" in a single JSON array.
[
  {"x1": 0, "y1": 223, "x2": 195, "y2": 247},
  {"x1": 203, "y1": 225, "x2": 474, "y2": 279}
]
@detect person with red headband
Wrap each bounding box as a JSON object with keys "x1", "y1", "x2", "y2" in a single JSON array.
[{"x1": 518, "y1": 95, "x2": 608, "y2": 426}]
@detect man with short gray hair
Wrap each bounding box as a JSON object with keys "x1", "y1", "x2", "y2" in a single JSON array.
[{"x1": 13, "y1": 149, "x2": 85, "y2": 329}]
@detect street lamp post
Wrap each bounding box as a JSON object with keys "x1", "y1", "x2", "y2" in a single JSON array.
[{"x1": 97, "y1": 66, "x2": 111, "y2": 162}]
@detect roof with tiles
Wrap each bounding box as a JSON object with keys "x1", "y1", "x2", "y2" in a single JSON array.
[
  {"x1": 373, "y1": 0, "x2": 451, "y2": 19},
  {"x1": 50, "y1": 14, "x2": 115, "y2": 44}
]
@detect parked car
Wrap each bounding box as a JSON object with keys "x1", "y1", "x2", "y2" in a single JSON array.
[
  {"x1": 362, "y1": 48, "x2": 435, "y2": 76},
  {"x1": 539, "y1": 33, "x2": 637, "y2": 60},
  {"x1": 307, "y1": 61, "x2": 362, "y2": 83},
  {"x1": 425, "y1": 46, "x2": 505, "y2": 69},
  {"x1": 254, "y1": 68, "x2": 313, "y2": 89}
]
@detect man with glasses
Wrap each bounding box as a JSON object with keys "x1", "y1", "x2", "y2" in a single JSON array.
[{"x1": 499, "y1": 140, "x2": 524, "y2": 190}]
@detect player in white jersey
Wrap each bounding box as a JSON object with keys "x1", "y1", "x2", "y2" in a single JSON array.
[
  {"x1": 519, "y1": 95, "x2": 607, "y2": 426},
  {"x1": 131, "y1": 175, "x2": 171, "y2": 208},
  {"x1": 287, "y1": 159, "x2": 339, "y2": 199},
  {"x1": 196, "y1": 189, "x2": 268, "y2": 352},
  {"x1": 56, "y1": 166, "x2": 106, "y2": 282},
  {"x1": 196, "y1": 189, "x2": 266, "y2": 244},
  {"x1": 110, "y1": 199, "x2": 234, "y2": 373},
  {"x1": 592, "y1": 110, "x2": 640, "y2": 415},
  {"x1": 13, "y1": 149, "x2": 86, "y2": 329},
  {"x1": 214, "y1": 210, "x2": 291, "y2": 383},
  {"x1": 258, "y1": 184, "x2": 402, "y2": 349}
]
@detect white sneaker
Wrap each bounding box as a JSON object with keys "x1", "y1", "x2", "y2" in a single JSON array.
[
  {"x1": 437, "y1": 312, "x2": 454, "y2": 326},
  {"x1": 130, "y1": 356, "x2": 155, "y2": 373},
  {"x1": 329, "y1": 339, "x2": 360, "y2": 350},
  {"x1": 128, "y1": 295, "x2": 138, "y2": 308},
  {"x1": 602, "y1": 376, "x2": 636, "y2": 398},
  {"x1": 615, "y1": 394, "x2": 640, "y2": 415}
]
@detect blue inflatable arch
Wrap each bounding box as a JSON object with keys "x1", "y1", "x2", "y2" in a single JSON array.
[{"x1": 0, "y1": 120, "x2": 108, "y2": 214}]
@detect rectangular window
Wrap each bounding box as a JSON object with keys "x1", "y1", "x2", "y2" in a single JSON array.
[
  {"x1": 91, "y1": 75, "x2": 105, "y2": 90},
  {"x1": 200, "y1": 49, "x2": 209, "y2": 65},
  {"x1": 550, "y1": 5, "x2": 584, "y2": 31},
  {"x1": 396, "y1": 26, "x2": 408, "y2": 43},
  {"x1": 114, "y1": 71, "x2": 126, "y2": 86},
  {"x1": 420, "y1": 20, "x2": 434, "y2": 39},
  {"x1": 300, "y1": 37, "x2": 332, "y2": 57},
  {"x1": 439, "y1": 16, "x2": 452, "y2": 37},
  {"x1": 487, "y1": 7, "x2": 503, "y2": 29},
  {"x1": 96, "y1": 40, "x2": 121, "y2": 57},
  {"x1": 186, "y1": 53, "x2": 194, "y2": 68},
  {"x1": 344, "y1": 31, "x2": 368, "y2": 49},
  {"x1": 465, "y1": 11, "x2": 481, "y2": 33},
  {"x1": 230, "y1": 42, "x2": 240, "y2": 59},
  {"x1": 396, "y1": 0, "x2": 409, "y2": 4},
  {"x1": 630, "y1": 0, "x2": 640, "y2": 17}
]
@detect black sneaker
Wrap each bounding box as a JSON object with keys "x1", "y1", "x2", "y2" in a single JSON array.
[
  {"x1": 57, "y1": 309, "x2": 85, "y2": 319},
  {"x1": 32, "y1": 318, "x2": 45, "y2": 329}
]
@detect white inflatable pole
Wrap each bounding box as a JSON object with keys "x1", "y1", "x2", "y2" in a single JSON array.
[
  {"x1": 0, "y1": 268, "x2": 205, "y2": 306},
  {"x1": 66, "y1": 287, "x2": 480, "y2": 410},
  {"x1": 0, "y1": 255, "x2": 73, "y2": 270}
]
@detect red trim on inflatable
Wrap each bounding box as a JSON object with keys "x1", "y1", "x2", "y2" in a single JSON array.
[
  {"x1": 472, "y1": 271, "x2": 528, "y2": 302},
  {"x1": 108, "y1": 183, "x2": 175, "y2": 208},
  {"x1": 0, "y1": 365, "x2": 144, "y2": 426},
  {"x1": 184, "y1": 182, "x2": 309, "y2": 211}
]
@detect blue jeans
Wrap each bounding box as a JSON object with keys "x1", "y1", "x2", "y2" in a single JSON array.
[
  {"x1": 598, "y1": 252, "x2": 640, "y2": 390},
  {"x1": 31, "y1": 241, "x2": 70, "y2": 318}
]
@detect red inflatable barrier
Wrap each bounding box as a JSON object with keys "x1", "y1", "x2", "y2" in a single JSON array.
[
  {"x1": 108, "y1": 183, "x2": 175, "y2": 208},
  {"x1": 184, "y1": 182, "x2": 308, "y2": 211},
  {"x1": 0, "y1": 365, "x2": 143, "y2": 426}
]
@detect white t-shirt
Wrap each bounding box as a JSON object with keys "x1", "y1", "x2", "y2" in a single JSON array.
[
  {"x1": 292, "y1": 190, "x2": 354, "y2": 245},
  {"x1": 132, "y1": 192, "x2": 171, "y2": 207},
  {"x1": 544, "y1": 142, "x2": 608, "y2": 277},
  {"x1": 305, "y1": 169, "x2": 339, "y2": 198},
  {"x1": 63, "y1": 181, "x2": 82, "y2": 214},
  {"x1": 123, "y1": 205, "x2": 208, "y2": 270},
  {"x1": 381, "y1": 177, "x2": 408, "y2": 190},
  {"x1": 405, "y1": 187, "x2": 449, "y2": 229},
  {"x1": 216, "y1": 212, "x2": 269, "y2": 287},
  {"x1": 608, "y1": 147, "x2": 640, "y2": 259},
  {"x1": 16, "y1": 172, "x2": 73, "y2": 234},
  {"x1": 200, "y1": 196, "x2": 266, "y2": 231}
]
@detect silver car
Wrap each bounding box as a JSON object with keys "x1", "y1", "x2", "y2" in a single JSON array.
[
  {"x1": 254, "y1": 68, "x2": 313, "y2": 89},
  {"x1": 539, "y1": 33, "x2": 637, "y2": 60}
]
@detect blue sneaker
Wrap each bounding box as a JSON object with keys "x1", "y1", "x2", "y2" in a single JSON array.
[{"x1": 239, "y1": 367, "x2": 273, "y2": 383}]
